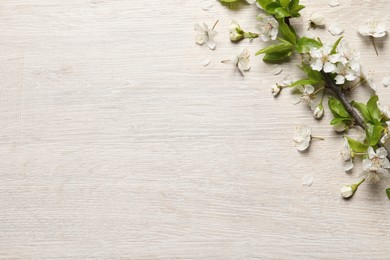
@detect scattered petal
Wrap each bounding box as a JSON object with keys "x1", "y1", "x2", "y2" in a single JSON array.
[
  {"x1": 383, "y1": 77, "x2": 390, "y2": 87},
  {"x1": 328, "y1": 0, "x2": 340, "y2": 7},
  {"x1": 201, "y1": 58, "x2": 211, "y2": 67},
  {"x1": 302, "y1": 175, "x2": 314, "y2": 186},
  {"x1": 272, "y1": 65, "x2": 283, "y2": 75},
  {"x1": 329, "y1": 23, "x2": 344, "y2": 36},
  {"x1": 200, "y1": 0, "x2": 214, "y2": 11}
]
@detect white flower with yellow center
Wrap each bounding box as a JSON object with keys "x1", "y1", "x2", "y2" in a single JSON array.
[
  {"x1": 194, "y1": 21, "x2": 218, "y2": 50},
  {"x1": 292, "y1": 85, "x2": 316, "y2": 109},
  {"x1": 341, "y1": 138, "x2": 353, "y2": 171},
  {"x1": 309, "y1": 44, "x2": 338, "y2": 73},
  {"x1": 256, "y1": 14, "x2": 279, "y2": 42},
  {"x1": 358, "y1": 19, "x2": 388, "y2": 38},
  {"x1": 293, "y1": 125, "x2": 312, "y2": 151},
  {"x1": 222, "y1": 49, "x2": 251, "y2": 76},
  {"x1": 362, "y1": 147, "x2": 390, "y2": 183}
]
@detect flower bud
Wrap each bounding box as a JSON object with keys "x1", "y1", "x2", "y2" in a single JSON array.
[
  {"x1": 340, "y1": 186, "x2": 354, "y2": 199},
  {"x1": 313, "y1": 104, "x2": 324, "y2": 119},
  {"x1": 309, "y1": 12, "x2": 325, "y2": 26},
  {"x1": 229, "y1": 21, "x2": 244, "y2": 42},
  {"x1": 271, "y1": 84, "x2": 281, "y2": 97},
  {"x1": 341, "y1": 179, "x2": 365, "y2": 199}
]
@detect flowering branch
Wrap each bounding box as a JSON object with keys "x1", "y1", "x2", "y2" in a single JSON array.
[
  {"x1": 321, "y1": 71, "x2": 365, "y2": 129},
  {"x1": 200, "y1": 0, "x2": 390, "y2": 199}
]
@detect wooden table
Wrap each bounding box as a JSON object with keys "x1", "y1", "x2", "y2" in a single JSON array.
[{"x1": 1, "y1": 0, "x2": 389, "y2": 258}]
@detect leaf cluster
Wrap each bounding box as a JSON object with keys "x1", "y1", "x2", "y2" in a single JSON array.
[{"x1": 256, "y1": 0, "x2": 304, "y2": 18}]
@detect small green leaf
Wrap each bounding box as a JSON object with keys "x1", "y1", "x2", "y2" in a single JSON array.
[
  {"x1": 386, "y1": 188, "x2": 390, "y2": 200},
  {"x1": 366, "y1": 124, "x2": 384, "y2": 146},
  {"x1": 329, "y1": 97, "x2": 350, "y2": 118},
  {"x1": 255, "y1": 43, "x2": 293, "y2": 55},
  {"x1": 345, "y1": 136, "x2": 369, "y2": 153},
  {"x1": 296, "y1": 37, "x2": 322, "y2": 54},
  {"x1": 278, "y1": 19, "x2": 297, "y2": 44},
  {"x1": 330, "y1": 117, "x2": 350, "y2": 126},
  {"x1": 264, "y1": 2, "x2": 280, "y2": 13},
  {"x1": 299, "y1": 63, "x2": 324, "y2": 83},
  {"x1": 290, "y1": 78, "x2": 318, "y2": 87},
  {"x1": 352, "y1": 101, "x2": 373, "y2": 123},
  {"x1": 262, "y1": 50, "x2": 293, "y2": 62},
  {"x1": 288, "y1": 0, "x2": 299, "y2": 8},
  {"x1": 331, "y1": 37, "x2": 343, "y2": 54},
  {"x1": 274, "y1": 7, "x2": 291, "y2": 18},
  {"x1": 289, "y1": 4, "x2": 305, "y2": 16},
  {"x1": 367, "y1": 95, "x2": 382, "y2": 123},
  {"x1": 256, "y1": 0, "x2": 276, "y2": 9},
  {"x1": 279, "y1": 0, "x2": 290, "y2": 8}
]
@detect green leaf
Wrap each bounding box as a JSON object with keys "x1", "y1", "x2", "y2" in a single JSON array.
[
  {"x1": 290, "y1": 78, "x2": 318, "y2": 87},
  {"x1": 274, "y1": 7, "x2": 291, "y2": 18},
  {"x1": 296, "y1": 37, "x2": 322, "y2": 54},
  {"x1": 352, "y1": 101, "x2": 373, "y2": 123},
  {"x1": 289, "y1": 4, "x2": 305, "y2": 16},
  {"x1": 262, "y1": 50, "x2": 293, "y2": 62},
  {"x1": 279, "y1": 0, "x2": 290, "y2": 8},
  {"x1": 255, "y1": 42, "x2": 294, "y2": 55},
  {"x1": 331, "y1": 36, "x2": 343, "y2": 54},
  {"x1": 220, "y1": 0, "x2": 239, "y2": 2},
  {"x1": 299, "y1": 64, "x2": 323, "y2": 83},
  {"x1": 366, "y1": 124, "x2": 384, "y2": 146},
  {"x1": 328, "y1": 97, "x2": 350, "y2": 118},
  {"x1": 345, "y1": 136, "x2": 369, "y2": 153},
  {"x1": 256, "y1": 0, "x2": 276, "y2": 9},
  {"x1": 386, "y1": 188, "x2": 390, "y2": 200},
  {"x1": 288, "y1": 0, "x2": 299, "y2": 8},
  {"x1": 278, "y1": 19, "x2": 297, "y2": 44},
  {"x1": 330, "y1": 117, "x2": 350, "y2": 126},
  {"x1": 367, "y1": 95, "x2": 382, "y2": 123},
  {"x1": 264, "y1": 2, "x2": 280, "y2": 13}
]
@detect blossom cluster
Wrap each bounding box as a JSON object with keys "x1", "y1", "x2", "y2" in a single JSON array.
[
  {"x1": 309, "y1": 41, "x2": 361, "y2": 85},
  {"x1": 196, "y1": 0, "x2": 390, "y2": 200}
]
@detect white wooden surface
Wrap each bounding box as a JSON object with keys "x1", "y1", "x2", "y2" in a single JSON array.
[{"x1": 1, "y1": 0, "x2": 390, "y2": 259}]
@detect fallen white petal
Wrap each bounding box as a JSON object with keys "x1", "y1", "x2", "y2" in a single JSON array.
[
  {"x1": 200, "y1": 0, "x2": 214, "y2": 11},
  {"x1": 383, "y1": 77, "x2": 390, "y2": 87},
  {"x1": 272, "y1": 65, "x2": 283, "y2": 75},
  {"x1": 329, "y1": 23, "x2": 344, "y2": 36},
  {"x1": 302, "y1": 175, "x2": 314, "y2": 187},
  {"x1": 201, "y1": 58, "x2": 211, "y2": 67},
  {"x1": 328, "y1": 0, "x2": 340, "y2": 7}
]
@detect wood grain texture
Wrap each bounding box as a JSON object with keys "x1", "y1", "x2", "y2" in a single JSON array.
[{"x1": 0, "y1": 0, "x2": 390, "y2": 259}]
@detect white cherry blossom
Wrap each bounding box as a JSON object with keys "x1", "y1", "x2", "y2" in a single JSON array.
[
  {"x1": 341, "y1": 138, "x2": 353, "y2": 171},
  {"x1": 194, "y1": 21, "x2": 218, "y2": 50},
  {"x1": 292, "y1": 85, "x2": 316, "y2": 109},
  {"x1": 256, "y1": 14, "x2": 279, "y2": 42},
  {"x1": 309, "y1": 44, "x2": 337, "y2": 73},
  {"x1": 293, "y1": 125, "x2": 312, "y2": 151},
  {"x1": 362, "y1": 147, "x2": 390, "y2": 183},
  {"x1": 358, "y1": 19, "x2": 388, "y2": 38},
  {"x1": 378, "y1": 101, "x2": 390, "y2": 119},
  {"x1": 222, "y1": 49, "x2": 251, "y2": 76}
]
